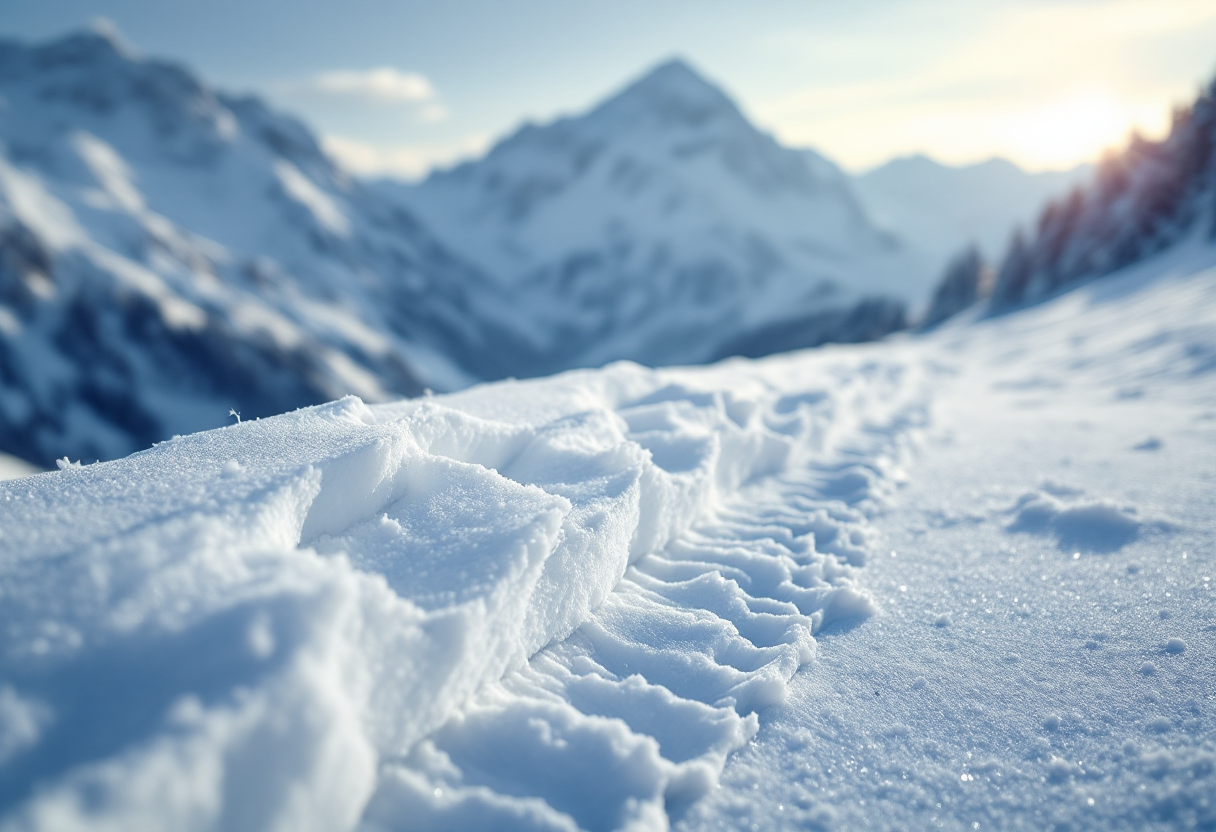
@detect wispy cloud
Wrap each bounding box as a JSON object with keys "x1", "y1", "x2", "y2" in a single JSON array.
[
  {"x1": 322, "y1": 135, "x2": 490, "y2": 181},
  {"x1": 310, "y1": 67, "x2": 435, "y2": 104}
]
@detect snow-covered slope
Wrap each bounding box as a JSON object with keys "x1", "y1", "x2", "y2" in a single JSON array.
[
  {"x1": 0, "y1": 344, "x2": 916, "y2": 831},
  {"x1": 0, "y1": 30, "x2": 535, "y2": 467},
  {"x1": 388, "y1": 60, "x2": 916, "y2": 370},
  {"x1": 688, "y1": 237, "x2": 1216, "y2": 832},
  {"x1": 855, "y1": 154, "x2": 1089, "y2": 272},
  {"x1": 3, "y1": 227, "x2": 1213, "y2": 831}
]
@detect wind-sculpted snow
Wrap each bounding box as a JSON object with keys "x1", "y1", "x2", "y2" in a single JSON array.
[{"x1": 0, "y1": 354, "x2": 926, "y2": 831}]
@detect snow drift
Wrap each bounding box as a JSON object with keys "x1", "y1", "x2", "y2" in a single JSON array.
[{"x1": 0, "y1": 348, "x2": 924, "y2": 831}]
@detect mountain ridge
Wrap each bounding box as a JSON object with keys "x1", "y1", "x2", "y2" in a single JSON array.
[
  {"x1": 0, "y1": 30, "x2": 1095, "y2": 466},
  {"x1": 0, "y1": 29, "x2": 538, "y2": 466},
  {"x1": 390, "y1": 56, "x2": 916, "y2": 370}
]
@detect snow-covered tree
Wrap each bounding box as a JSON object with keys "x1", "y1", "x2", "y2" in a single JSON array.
[
  {"x1": 992, "y1": 76, "x2": 1216, "y2": 306},
  {"x1": 922, "y1": 245, "x2": 989, "y2": 327}
]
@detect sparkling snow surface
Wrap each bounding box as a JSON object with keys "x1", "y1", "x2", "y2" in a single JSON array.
[{"x1": 1, "y1": 243, "x2": 1214, "y2": 831}]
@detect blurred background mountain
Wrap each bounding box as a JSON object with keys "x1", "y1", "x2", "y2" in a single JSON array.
[{"x1": 0, "y1": 26, "x2": 1168, "y2": 467}]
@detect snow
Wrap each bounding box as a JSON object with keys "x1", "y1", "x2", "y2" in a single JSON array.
[
  {"x1": 0, "y1": 345, "x2": 911, "y2": 831},
  {"x1": 683, "y1": 241, "x2": 1216, "y2": 832},
  {"x1": 273, "y1": 160, "x2": 352, "y2": 238},
  {"x1": 1, "y1": 29, "x2": 1214, "y2": 831},
  {"x1": 3, "y1": 230, "x2": 1213, "y2": 830}
]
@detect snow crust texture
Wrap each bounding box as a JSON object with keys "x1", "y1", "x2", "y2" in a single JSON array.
[
  {"x1": 0, "y1": 348, "x2": 925, "y2": 831},
  {"x1": 680, "y1": 240, "x2": 1216, "y2": 832}
]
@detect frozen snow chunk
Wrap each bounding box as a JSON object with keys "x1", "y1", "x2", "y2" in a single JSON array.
[
  {"x1": 1164, "y1": 638, "x2": 1187, "y2": 654},
  {"x1": 314, "y1": 458, "x2": 568, "y2": 612},
  {"x1": 1046, "y1": 755, "x2": 1078, "y2": 782},
  {"x1": 1132, "y1": 437, "x2": 1163, "y2": 451},
  {"x1": 1146, "y1": 716, "x2": 1173, "y2": 734},
  {"x1": 363, "y1": 765, "x2": 581, "y2": 832},
  {"x1": 815, "y1": 586, "x2": 878, "y2": 630},
  {"x1": 1050, "y1": 503, "x2": 1143, "y2": 551},
  {"x1": 427, "y1": 696, "x2": 671, "y2": 832},
  {"x1": 1005, "y1": 491, "x2": 1152, "y2": 552}
]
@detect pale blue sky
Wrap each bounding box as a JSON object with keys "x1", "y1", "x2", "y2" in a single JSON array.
[{"x1": 5, "y1": 0, "x2": 1216, "y2": 178}]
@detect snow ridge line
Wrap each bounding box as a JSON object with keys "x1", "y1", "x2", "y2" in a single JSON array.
[
  {"x1": 0, "y1": 358, "x2": 926, "y2": 832},
  {"x1": 359, "y1": 359, "x2": 929, "y2": 832}
]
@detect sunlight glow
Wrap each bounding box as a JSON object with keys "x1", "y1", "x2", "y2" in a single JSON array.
[
  {"x1": 1000, "y1": 90, "x2": 1169, "y2": 170},
  {"x1": 756, "y1": 0, "x2": 1216, "y2": 171}
]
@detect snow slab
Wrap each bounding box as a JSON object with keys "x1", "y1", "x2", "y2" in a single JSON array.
[
  {"x1": 1, "y1": 241, "x2": 1214, "y2": 831},
  {"x1": 0, "y1": 339, "x2": 921, "y2": 831}
]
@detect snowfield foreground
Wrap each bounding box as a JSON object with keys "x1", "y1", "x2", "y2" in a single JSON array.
[{"x1": 1, "y1": 243, "x2": 1215, "y2": 831}]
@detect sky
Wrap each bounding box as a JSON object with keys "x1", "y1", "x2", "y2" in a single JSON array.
[{"x1": 4, "y1": 0, "x2": 1216, "y2": 180}]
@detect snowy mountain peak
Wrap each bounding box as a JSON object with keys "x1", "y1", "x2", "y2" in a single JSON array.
[
  {"x1": 0, "y1": 29, "x2": 535, "y2": 466},
  {"x1": 589, "y1": 57, "x2": 745, "y2": 132},
  {"x1": 392, "y1": 56, "x2": 915, "y2": 370},
  {"x1": 15, "y1": 25, "x2": 132, "y2": 67},
  {"x1": 0, "y1": 29, "x2": 245, "y2": 164}
]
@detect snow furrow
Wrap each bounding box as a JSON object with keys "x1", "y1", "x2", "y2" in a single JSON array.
[
  {"x1": 359, "y1": 358, "x2": 927, "y2": 831},
  {"x1": 0, "y1": 354, "x2": 926, "y2": 832}
]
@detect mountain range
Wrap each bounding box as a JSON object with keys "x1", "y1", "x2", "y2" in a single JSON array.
[
  {"x1": 384, "y1": 60, "x2": 922, "y2": 368},
  {"x1": 384, "y1": 62, "x2": 1088, "y2": 366},
  {"x1": 0, "y1": 28, "x2": 1085, "y2": 466},
  {"x1": 854, "y1": 154, "x2": 1089, "y2": 271},
  {"x1": 0, "y1": 29, "x2": 544, "y2": 465}
]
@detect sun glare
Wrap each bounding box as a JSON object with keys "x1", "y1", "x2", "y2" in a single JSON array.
[{"x1": 1001, "y1": 90, "x2": 1167, "y2": 170}]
